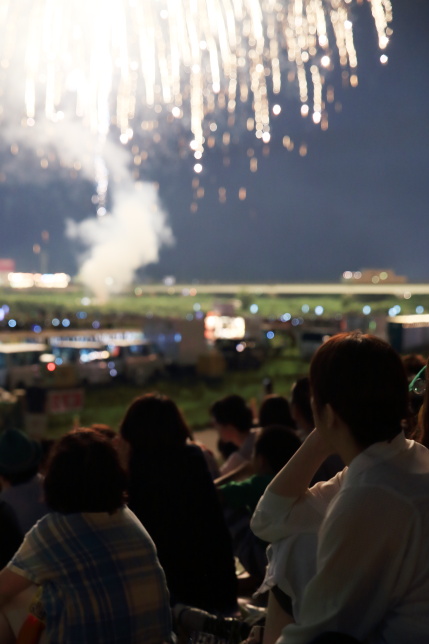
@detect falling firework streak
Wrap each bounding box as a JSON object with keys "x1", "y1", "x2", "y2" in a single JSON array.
[{"x1": 0, "y1": 0, "x2": 392, "y2": 154}]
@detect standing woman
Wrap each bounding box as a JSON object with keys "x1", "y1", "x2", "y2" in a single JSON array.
[{"x1": 120, "y1": 393, "x2": 238, "y2": 614}]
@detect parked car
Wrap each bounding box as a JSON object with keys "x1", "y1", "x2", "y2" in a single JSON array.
[
  {"x1": 214, "y1": 338, "x2": 267, "y2": 370},
  {"x1": 104, "y1": 339, "x2": 164, "y2": 384},
  {"x1": 49, "y1": 340, "x2": 112, "y2": 386},
  {"x1": 0, "y1": 343, "x2": 50, "y2": 390}
]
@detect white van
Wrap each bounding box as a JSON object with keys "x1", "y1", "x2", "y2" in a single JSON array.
[
  {"x1": 0, "y1": 343, "x2": 50, "y2": 390},
  {"x1": 49, "y1": 341, "x2": 112, "y2": 386},
  {"x1": 105, "y1": 339, "x2": 164, "y2": 385}
]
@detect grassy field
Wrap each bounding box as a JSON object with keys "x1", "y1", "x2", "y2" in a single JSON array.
[
  {"x1": 43, "y1": 344, "x2": 309, "y2": 438},
  {"x1": 1, "y1": 286, "x2": 428, "y2": 324},
  {"x1": 1, "y1": 285, "x2": 427, "y2": 440}
]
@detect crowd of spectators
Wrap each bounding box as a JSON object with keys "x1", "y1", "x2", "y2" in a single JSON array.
[{"x1": 0, "y1": 333, "x2": 428, "y2": 643}]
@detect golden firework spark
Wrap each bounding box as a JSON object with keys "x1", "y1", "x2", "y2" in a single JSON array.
[{"x1": 0, "y1": 0, "x2": 392, "y2": 153}]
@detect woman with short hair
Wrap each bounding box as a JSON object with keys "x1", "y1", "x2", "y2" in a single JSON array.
[
  {"x1": 252, "y1": 332, "x2": 429, "y2": 643},
  {"x1": 0, "y1": 429, "x2": 173, "y2": 644}
]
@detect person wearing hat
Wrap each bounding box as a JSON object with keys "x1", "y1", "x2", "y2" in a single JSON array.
[{"x1": 0, "y1": 430, "x2": 49, "y2": 534}]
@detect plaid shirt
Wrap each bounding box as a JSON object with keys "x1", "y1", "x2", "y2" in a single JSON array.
[{"x1": 8, "y1": 507, "x2": 172, "y2": 643}]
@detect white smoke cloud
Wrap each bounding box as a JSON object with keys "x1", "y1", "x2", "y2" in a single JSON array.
[
  {"x1": 0, "y1": 5, "x2": 178, "y2": 299},
  {"x1": 1, "y1": 118, "x2": 175, "y2": 300},
  {"x1": 66, "y1": 179, "x2": 173, "y2": 301}
]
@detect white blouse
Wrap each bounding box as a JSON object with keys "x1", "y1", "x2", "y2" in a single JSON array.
[{"x1": 251, "y1": 433, "x2": 429, "y2": 643}]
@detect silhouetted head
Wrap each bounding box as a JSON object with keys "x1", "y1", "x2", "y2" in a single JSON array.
[
  {"x1": 259, "y1": 394, "x2": 295, "y2": 429},
  {"x1": 120, "y1": 393, "x2": 191, "y2": 452},
  {"x1": 310, "y1": 331, "x2": 409, "y2": 448},
  {"x1": 210, "y1": 395, "x2": 253, "y2": 433},
  {"x1": 290, "y1": 377, "x2": 314, "y2": 430},
  {"x1": 254, "y1": 425, "x2": 301, "y2": 474},
  {"x1": 44, "y1": 429, "x2": 127, "y2": 513},
  {"x1": 0, "y1": 429, "x2": 42, "y2": 485}
]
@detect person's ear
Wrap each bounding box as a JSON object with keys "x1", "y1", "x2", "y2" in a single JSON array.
[
  {"x1": 325, "y1": 403, "x2": 348, "y2": 436},
  {"x1": 324, "y1": 403, "x2": 338, "y2": 430}
]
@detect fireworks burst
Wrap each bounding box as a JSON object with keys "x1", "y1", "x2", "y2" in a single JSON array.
[
  {"x1": 0, "y1": 0, "x2": 392, "y2": 153},
  {"x1": 0, "y1": 0, "x2": 392, "y2": 297}
]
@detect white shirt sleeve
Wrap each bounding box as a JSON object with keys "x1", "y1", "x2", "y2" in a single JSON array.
[
  {"x1": 218, "y1": 450, "x2": 247, "y2": 475},
  {"x1": 279, "y1": 485, "x2": 419, "y2": 644},
  {"x1": 251, "y1": 471, "x2": 345, "y2": 543}
]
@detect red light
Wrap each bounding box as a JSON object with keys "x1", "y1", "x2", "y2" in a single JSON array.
[{"x1": 47, "y1": 363, "x2": 56, "y2": 372}]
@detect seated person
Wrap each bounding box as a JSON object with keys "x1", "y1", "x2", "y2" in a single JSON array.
[
  {"x1": 412, "y1": 358, "x2": 428, "y2": 445},
  {"x1": 252, "y1": 332, "x2": 429, "y2": 643},
  {"x1": 0, "y1": 429, "x2": 49, "y2": 534},
  {"x1": 219, "y1": 425, "x2": 301, "y2": 515},
  {"x1": 210, "y1": 394, "x2": 256, "y2": 479},
  {"x1": 290, "y1": 378, "x2": 343, "y2": 483},
  {"x1": 258, "y1": 395, "x2": 296, "y2": 432},
  {"x1": 120, "y1": 394, "x2": 238, "y2": 615},
  {"x1": 0, "y1": 428, "x2": 173, "y2": 644},
  {"x1": 289, "y1": 377, "x2": 314, "y2": 442},
  {"x1": 216, "y1": 395, "x2": 298, "y2": 487},
  {"x1": 402, "y1": 354, "x2": 427, "y2": 439},
  {"x1": 219, "y1": 426, "x2": 301, "y2": 584}
]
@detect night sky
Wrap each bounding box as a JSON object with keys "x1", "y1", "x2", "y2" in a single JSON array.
[{"x1": 0, "y1": 0, "x2": 428, "y2": 286}]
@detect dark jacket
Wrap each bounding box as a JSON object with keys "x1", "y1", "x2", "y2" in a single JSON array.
[
  {"x1": 0, "y1": 499, "x2": 23, "y2": 568},
  {"x1": 127, "y1": 443, "x2": 237, "y2": 613}
]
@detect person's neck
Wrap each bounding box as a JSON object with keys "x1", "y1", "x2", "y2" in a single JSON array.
[
  {"x1": 233, "y1": 430, "x2": 248, "y2": 448},
  {"x1": 323, "y1": 409, "x2": 363, "y2": 466},
  {"x1": 339, "y1": 442, "x2": 363, "y2": 466},
  {"x1": 330, "y1": 429, "x2": 363, "y2": 466}
]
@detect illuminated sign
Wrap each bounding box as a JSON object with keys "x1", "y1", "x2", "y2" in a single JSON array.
[{"x1": 8, "y1": 273, "x2": 71, "y2": 289}]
